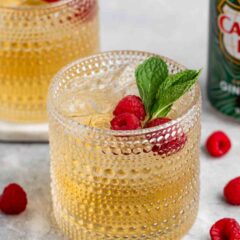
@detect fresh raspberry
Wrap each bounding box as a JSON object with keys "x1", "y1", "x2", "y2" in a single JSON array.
[
  {"x1": 206, "y1": 131, "x2": 231, "y2": 158},
  {"x1": 145, "y1": 118, "x2": 187, "y2": 155},
  {"x1": 145, "y1": 117, "x2": 171, "y2": 128},
  {"x1": 110, "y1": 113, "x2": 141, "y2": 130},
  {"x1": 113, "y1": 95, "x2": 146, "y2": 121},
  {"x1": 224, "y1": 177, "x2": 240, "y2": 205},
  {"x1": 0, "y1": 183, "x2": 28, "y2": 215},
  {"x1": 210, "y1": 218, "x2": 240, "y2": 240}
]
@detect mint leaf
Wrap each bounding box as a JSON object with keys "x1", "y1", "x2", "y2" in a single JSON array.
[
  {"x1": 135, "y1": 57, "x2": 168, "y2": 114},
  {"x1": 150, "y1": 69, "x2": 201, "y2": 119}
]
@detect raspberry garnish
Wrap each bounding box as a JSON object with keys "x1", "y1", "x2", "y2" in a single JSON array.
[
  {"x1": 0, "y1": 183, "x2": 28, "y2": 215},
  {"x1": 145, "y1": 117, "x2": 187, "y2": 155},
  {"x1": 145, "y1": 117, "x2": 171, "y2": 128},
  {"x1": 210, "y1": 218, "x2": 240, "y2": 240},
  {"x1": 224, "y1": 177, "x2": 240, "y2": 205},
  {"x1": 206, "y1": 131, "x2": 231, "y2": 158},
  {"x1": 113, "y1": 95, "x2": 146, "y2": 121},
  {"x1": 111, "y1": 113, "x2": 141, "y2": 130}
]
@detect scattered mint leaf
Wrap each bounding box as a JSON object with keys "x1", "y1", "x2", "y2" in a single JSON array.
[
  {"x1": 150, "y1": 69, "x2": 201, "y2": 119},
  {"x1": 135, "y1": 57, "x2": 168, "y2": 115}
]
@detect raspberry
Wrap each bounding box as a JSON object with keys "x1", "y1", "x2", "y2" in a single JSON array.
[
  {"x1": 113, "y1": 95, "x2": 146, "y2": 121},
  {"x1": 210, "y1": 218, "x2": 240, "y2": 240},
  {"x1": 145, "y1": 117, "x2": 171, "y2": 128},
  {"x1": 206, "y1": 131, "x2": 231, "y2": 157},
  {"x1": 111, "y1": 113, "x2": 141, "y2": 130},
  {"x1": 0, "y1": 183, "x2": 28, "y2": 215},
  {"x1": 145, "y1": 118, "x2": 187, "y2": 155},
  {"x1": 224, "y1": 177, "x2": 240, "y2": 205}
]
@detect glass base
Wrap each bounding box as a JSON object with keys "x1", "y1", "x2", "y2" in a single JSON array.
[
  {"x1": 0, "y1": 121, "x2": 48, "y2": 142},
  {"x1": 53, "y1": 205, "x2": 198, "y2": 240}
]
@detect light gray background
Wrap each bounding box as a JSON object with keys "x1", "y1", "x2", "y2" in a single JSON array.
[{"x1": 1, "y1": 0, "x2": 240, "y2": 239}]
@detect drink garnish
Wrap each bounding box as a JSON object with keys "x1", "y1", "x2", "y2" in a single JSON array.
[
  {"x1": 135, "y1": 57, "x2": 168, "y2": 116},
  {"x1": 113, "y1": 95, "x2": 146, "y2": 121},
  {"x1": 144, "y1": 117, "x2": 187, "y2": 155},
  {"x1": 110, "y1": 112, "x2": 141, "y2": 130},
  {"x1": 135, "y1": 56, "x2": 201, "y2": 121},
  {"x1": 110, "y1": 56, "x2": 201, "y2": 131}
]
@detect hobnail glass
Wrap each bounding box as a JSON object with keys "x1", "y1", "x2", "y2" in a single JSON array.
[
  {"x1": 48, "y1": 51, "x2": 201, "y2": 240},
  {"x1": 0, "y1": 0, "x2": 99, "y2": 123}
]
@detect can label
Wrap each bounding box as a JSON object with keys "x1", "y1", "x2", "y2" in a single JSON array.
[
  {"x1": 218, "y1": 0, "x2": 240, "y2": 63},
  {"x1": 208, "y1": 0, "x2": 240, "y2": 119}
]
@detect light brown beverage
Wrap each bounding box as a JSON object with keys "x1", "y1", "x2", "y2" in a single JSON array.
[
  {"x1": 0, "y1": 0, "x2": 99, "y2": 122},
  {"x1": 48, "y1": 51, "x2": 201, "y2": 240}
]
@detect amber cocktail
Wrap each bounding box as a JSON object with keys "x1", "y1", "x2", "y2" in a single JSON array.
[
  {"x1": 0, "y1": 0, "x2": 99, "y2": 122},
  {"x1": 48, "y1": 51, "x2": 201, "y2": 239}
]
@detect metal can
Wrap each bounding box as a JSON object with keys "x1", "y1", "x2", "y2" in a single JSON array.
[{"x1": 208, "y1": 0, "x2": 240, "y2": 120}]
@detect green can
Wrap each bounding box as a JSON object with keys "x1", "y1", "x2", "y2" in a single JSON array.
[{"x1": 208, "y1": 0, "x2": 240, "y2": 120}]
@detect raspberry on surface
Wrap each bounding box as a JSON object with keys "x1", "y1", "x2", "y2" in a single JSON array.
[
  {"x1": 110, "y1": 113, "x2": 141, "y2": 130},
  {"x1": 145, "y1": 117, "x2": 187, "y2": 155},
  {"x1": 0, "y1": 183, "x2": 28, "y2": 215},
  {"x1": 206, "y1": 131, "x2": 231, "y2": 158},
  {"x1": 210, "y1": 218, "x2": 240, "y2": 240},
  {"x1": 224, "y1": 177, "x2": 240, "y2": 205},
  {"x1": 113, "y1": 95, "x2": 146, "y2": 121}
]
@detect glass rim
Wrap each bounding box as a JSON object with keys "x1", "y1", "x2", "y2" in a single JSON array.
[
  {"x1": 48, "y1": 50, "x2": 201, "y2": 137},
  {"x1": 0, "y1": 0, "x2": 76, "y2": 11}
]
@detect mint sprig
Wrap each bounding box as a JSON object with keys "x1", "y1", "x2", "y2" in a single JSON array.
[
  {"x1": 150, "y1": 69, "x2": 201, "y2": 119},
  {"x1": 135, "y1": 57, "x2": 168, "y2": 114},
  {"x1": 135, "y1": 57, "x2": 201, "y2": 120}
]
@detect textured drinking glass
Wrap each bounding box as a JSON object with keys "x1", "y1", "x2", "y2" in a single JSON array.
[
  {"x1": 48, "y1": 51, "x2": 201, "y2": 240},
  {"x1": 0, "y1": 0, "x2": 99, "y2": 123}
]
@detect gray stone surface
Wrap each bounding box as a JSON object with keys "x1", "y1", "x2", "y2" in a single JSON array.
[{"x1": 1, "y1": 0, "x2": 240, "y2": 239}]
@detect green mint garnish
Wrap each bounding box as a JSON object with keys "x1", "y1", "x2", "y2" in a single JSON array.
[
  {"x1": 150, "y1": 69, "x2": 201, "y2": 119},
  {"x1": 135, "y1": 57, "x2": 201, "y2": 120},
  {"x1": 135, "y1": 57, "x2": 168, "y2": 114}
]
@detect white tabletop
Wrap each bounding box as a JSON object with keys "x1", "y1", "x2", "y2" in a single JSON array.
[{"x1": 1, "y1": 0, "x2": 240, "y2": 239}]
